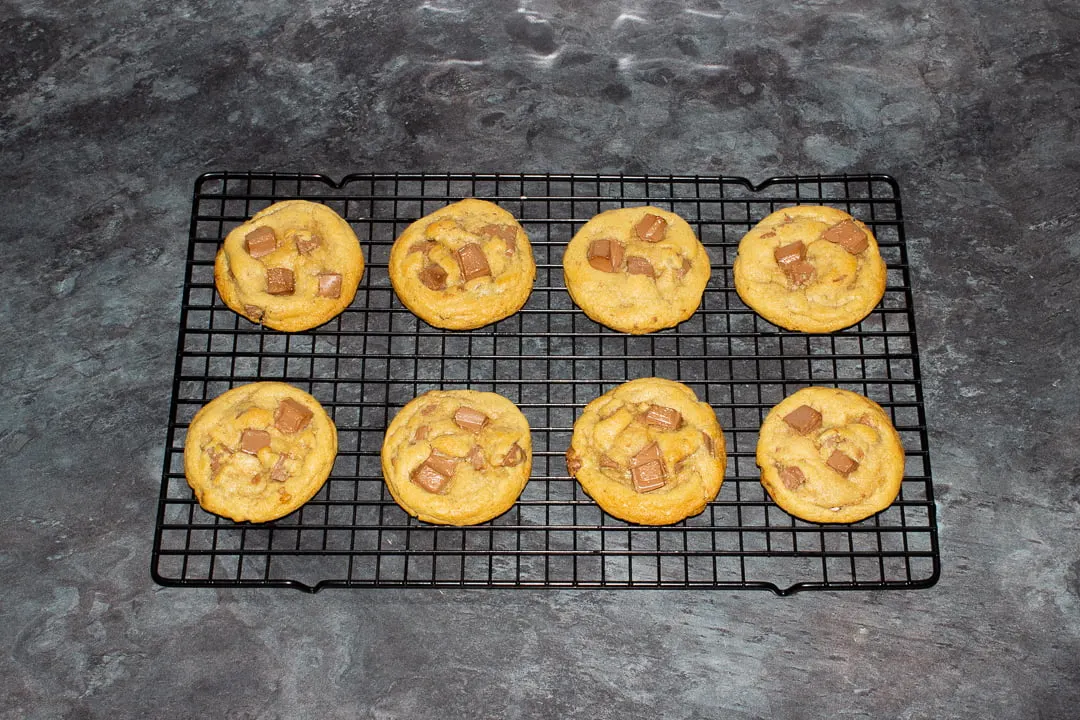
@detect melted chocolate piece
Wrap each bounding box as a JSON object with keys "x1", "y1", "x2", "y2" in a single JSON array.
[
  {"x1": 266, "y1": 267, "x2": 295, "y2": 295},
  {"x1": 244, "y1": 226, "x2": 278, "y2": 258},
  {"x1": 244, "y1": 305, "x2": 264, "y2": 322},
  {"x1": 270, "y1": 455, "x2": 289, "y2": 482},
  {"x1": 779, "y1": 465, "x2": 806, "y2": 490},
  {"x1": 702, "y1": 431, "x2": 715, "y2": 458},
  {"x1": 479, "y1": 224, "x2": 516, "y2": 242},
  {"x1": 826, "y1": 450, "x2": 859, "y2": 475},
  {"x1": 275, "y1": 398, "x2": 313, "y2": 434},
  {"x1": 822, "y1": 219, "x2": 869, "y2": 254},
  {"x1": 629, "y1": 441, "x2": 667, "y2": 493},
  {"x1": 317, "y1": 273, "x2": 342, "y2": 298},
  {"x1": 625, "y1": 255, "x2": 656, "y2": 278},
  {"x1": 642, "y1": 405, "x2": 682, "y2": 430},
  {"x1": 240, "y1": 428, "x2": 270, "y2": 455},
  {"x1": 773, "y1": 240, "x2": 807, "y2": 268},
  {"x1": 565, "y1": 447, "x2": 583, "y2": 476},
  {"x1": 587, "y1": 238, "x2": 624, "y2": 273},
  {"x1": 784, "y1": 259, "x2": 815, "y2": 286},
  {"x1": 783, "y1": 404, "x2": 822, "y2": 435},
  {"x1": 501, "y1": 442, "x2": 525, "y2": 467},
  {"x1": 408, "y1": 240, "x2": 437, "y2": 255},
  {"x1": 452, "y1": 406, "x2": 488, "y2": 433},
  {"x1": 293, "y1": 231, "x2": 320, "y2": 255},
  {"x1": 456, "y1": 243, "x2": 492, "y2": 281},
  {"x1": 634, "y1": 213, "x2": 668, "y2": 242},
  {"x1": 467, "y1": 444, "x2": 485, "y2": 470},
  {"x1": 419, "y1": 263, "x2": 448, "y2": 291},
  {"x1": 410, "y1": 449, "x2": 458, "y2": 493}
]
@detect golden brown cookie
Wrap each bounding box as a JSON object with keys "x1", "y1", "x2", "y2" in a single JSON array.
[
  {"x1": 733, "y1": 206, "x2": 886, "y2": 333},
  {"x1": 388, "y1": 199, "x2": 536, "y2": 330},
  {"x1": 563, "y1": 206, "x2": 711, "y2": 334},
  {"x1": 566, "y1": 378, "x2": 726, "y2": 525},
  {"x1": 183, "y1": 382, "x2": 338, "y2": 523},
  {"x1": 381, "y1": 390, "x2": 533, "y2": 525},
  {"x1": 757, "y1": 387, "x2": 904, "y2": 523},
  {"x1": 215, "y1": 200, "x2": 365, "y2": 332}
]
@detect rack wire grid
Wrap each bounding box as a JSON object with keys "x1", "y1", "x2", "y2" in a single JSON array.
[{"x1": 152, "y1": 171, "x2": 940, "y2": 595}]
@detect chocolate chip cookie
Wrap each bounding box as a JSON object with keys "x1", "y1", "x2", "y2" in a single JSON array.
[
  {"x1": 756, "y1": 386, "x2": 904, "y2": 523},
  {"x1": 562, "y1": 206, "x2": 711, "y2": 334},
  {"x1": 183, "y1": 382, "x2": 338, "y2": 523},
  {"x1": 381, "y1": 389, "x2": 533, "y2": 525},
  {"x1": 388, "y1": 199, "x2": 536, "y2": 330},
  {"x1": 566, "y1": 378, "x2": 726, "y2": 525},
  {"x1": 733, "y1": 206, "x2": 886, "y2": 333},
  {"x1": 215, "y1": 200, "x2": 365, "y2": 332}
]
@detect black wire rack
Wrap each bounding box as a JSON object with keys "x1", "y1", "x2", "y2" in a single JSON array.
[{"x1": 152, "y1": 171, "x2": 939, "y2": 595}]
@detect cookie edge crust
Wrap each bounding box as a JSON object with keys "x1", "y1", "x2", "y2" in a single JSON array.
[
  {"x1": 380, "y1": 389, "x2": 533, "y2": 525},
  {"x1": 732, "y1": 206, "x2": 886, "y2": 333},
  {"x1": 755, "y1": 387, "x2": 904, "y2": 524},
  {"x1": 388, "y1": 199, "x2": 536, "y2": 331},
  {"x1": 215, "y1": 200, "x2": 365, "y2": 333},
  {"x1": 569, "y1": 378, "x2": 726, "y2": 525},
  {"x1": 183, "y1": 381, "x2": 338, "y2": 523}
]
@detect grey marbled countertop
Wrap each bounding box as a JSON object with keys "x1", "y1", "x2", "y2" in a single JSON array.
[{"x1": 2, "y1": 1, "x2": 1078, "y2": 717}]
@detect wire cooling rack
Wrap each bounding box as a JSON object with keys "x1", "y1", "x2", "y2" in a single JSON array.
[{"x1": 152, "y1": 172, "x2": 939, "y2": 595}]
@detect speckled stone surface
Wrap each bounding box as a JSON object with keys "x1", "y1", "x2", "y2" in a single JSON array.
[{"x1": 2, "y1": 1, "x2": 1078, "y2": 717}]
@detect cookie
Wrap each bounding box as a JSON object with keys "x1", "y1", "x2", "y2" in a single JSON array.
[
  {"x1": 215, "y1": 200, "x2": 364, "y2": 332},
  {"x1": 756, "y1": 387, "x2": 904, "y2": 523},
  {"x1": 733, "y1": 206, "x2": 886, "y2": 333},
  {"x1": 183, "y1": 382, "x2": 338, "y2": 523},
  {"x1": 388, "y1": 199, "x2": 536, "y2": 330},
  {"x1": 566, "y1": 378, "x2": 726, "y2": 525},
  {"x1": 381, "y1": 390, "x2": 533, "y2": 525},
  {"x1": 563, "y1": 206, "x2": 711, "y2": 334}
]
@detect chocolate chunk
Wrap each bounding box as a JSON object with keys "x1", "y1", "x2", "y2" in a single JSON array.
[
  {"x1": 702, "y1": 431, "x2": 715, "y2": 458},
  {"x1": 408, "y1": 240, "x2": 437, "y2": 255},
  {"x1": 784, "y1": 259, "x2": 815, "y2": 286},
  {"x1": 244, "y1": 226, "x2": 278, "y2": 258},
  {"x1": 240, "y1": 428, "x2": 271, "y2": 455},
  {"x1": 599, "y1": 454, "x2": 621, "y2": 469},
  {"x1": 266, "y1": 267, "x2": 295, "y2": 295},
  {"x1": 452, "y1": 406, "x2": 489, "y2": 433},
  {"x1": 412, "y1": 425, "x2": 429, "y2": 442},
  {"x1": 630, "y1": 442, "x2": 667, "y2": 493},
  {"x1": 822, "y1": 219, "x2": 869, "y2": 254},
  {"x1": 501, "y1": 442, "x2": 525, "y2": 467},
  {"x1": 274, "y1": 398, "x2": 313, "y2": 434},
  {"x1": 418, "y1": 263, "x2": 448, "y2": 291},
  {"x1": 642, "y1": 404, "x2": 682, "y2": 430},
  {"x1": 677, "y1": 257, "x2": 693, "y2": 279},
  {"x1": 565, "y1": 447, "x2": 583, "y2": 476},
  {"x1": 456, "y1": 242, "x2": 491, "y2": 281},
  {"x1": 826, "y1": 450, "x2": 859, "y2": 475},
  {"x1": 634, "y1": 213, "x2": 668, "y2": 242},
  {"x1": 783, "y1": 404, "x2": 822, "y2": 435},
  {"x1": 587, "y1": 238, "x2": 624, "y2": 273},
  {"x1": 478, "y1": 224, "x2": 519, "y2": 257},
  {"x1": 244, "y1": 305, "x2": 264, "y2": 322},
  {"x1": 773, "y1": 240, "x2": 807, "y2": 268},
  {"x1": 467, "y1": 444, "x2": 485, "y2": 470},
  {"x1": 779, "y1": 465, "x2": 806, "y2": 490},
  {"x1": 411, "y1": 449, "x2": 458, "y2": 494},
  {"x1": 293, "y1": 230, "x2": 321, "y2": 255},
  {"x1": 479, "y1": 223, "x2": 517, "y2": 242},
  {"x1": 625, "y1": 255, "x2": 656, "y2": 278},
  {"x1": 270, "y1": 455, "x2": 289, "y2": 482},
  {"x1": 317, "y1": 272, "x2": 342, "y2": 298}
]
